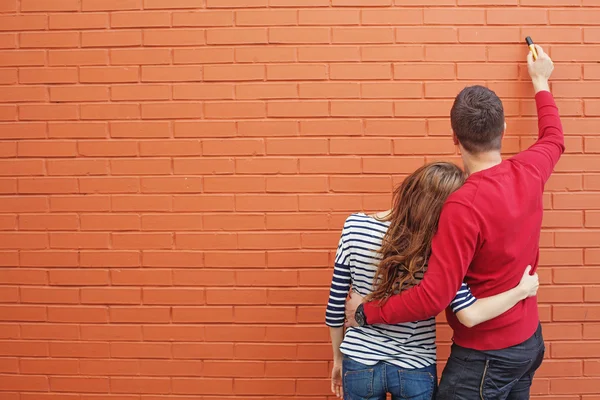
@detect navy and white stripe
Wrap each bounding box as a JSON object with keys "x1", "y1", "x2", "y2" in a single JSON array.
[
  {"x1": 326, "y1": 213, "x2": 476, "y2": 369},
  {"x1": 451, "y1": 283, "x2": 476, "y2": 313}
]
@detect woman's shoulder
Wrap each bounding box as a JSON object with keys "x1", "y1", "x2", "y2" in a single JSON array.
[{"x1": 341, "y1": 212, "x2": 390, "y2": 236}]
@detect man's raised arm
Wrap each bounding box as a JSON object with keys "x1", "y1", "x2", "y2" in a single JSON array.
[
  {"x1": 361, "y1": 201, "x2": 480, "y2": 325},
  {"x1": 513, "y1": 44, "x2": 565, "y2": 183}
]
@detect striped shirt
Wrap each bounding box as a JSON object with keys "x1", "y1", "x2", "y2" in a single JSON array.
[{"x1": 326, "y1": 213, "x2": 476, "y2": 369}]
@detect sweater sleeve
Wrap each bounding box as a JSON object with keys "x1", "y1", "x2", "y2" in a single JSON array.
[
  {"x1": 363, "y1": 202, "x2": 479, "y2": 325},
  {"x1": 325, "y1": 223, "x2": 352, "y2": 328},
  {"x1": 512, "y1": 90, "x2": 565, "y2": 183}
]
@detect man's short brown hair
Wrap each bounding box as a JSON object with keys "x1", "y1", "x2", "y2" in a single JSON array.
[{"x1": 450, "y1": 85, "x2": 505, "y2": 154}]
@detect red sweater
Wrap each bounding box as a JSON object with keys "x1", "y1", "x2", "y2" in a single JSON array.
[{"x1": 363, "y1": 91, "x2": 565, "y2": 351}]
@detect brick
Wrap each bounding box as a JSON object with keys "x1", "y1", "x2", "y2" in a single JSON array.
[
  {"x1": 333, "y1": 27, "x2": 394, "y2": 44},
  {"x1": 50, "y1": 86, "x2": 109, "y2": 102},
  {"x1": 550, "y1": 9, "x2": 600, "y2": 25},
  {"x1": 0, "y1": 339, "x2": 48, "y2": 355},
  {"x1": 142, "y1": 103, "x2": 203, "y2": 119},
  {"x1": 0, "y1": 51, "x2": 45, "y2": 67},
  {"x1": 173, "y1": 306, "x2": 233, "y2": 323},
  {"x1": 142, "y1": 250, "x2": 204, "y2": 267},
  {"x1": 488, "y1": 8, "x2": 548, "y2": 25},
  {"x1": 110, "y1": 307, "x2": 170, "y2": 323},
  {"x1": 81, "y1": 288, "x2": 141, "y2": 305},
  {"x1": 234, "y1": 343, "x2": 296, "y2": 359},
  {"x1": 238, "y1": 10, "x2": 297, "y2": 26},
  {"x1": 176, "y1": 232, "x2": 237, "y2": 249},
  {"x1": 331, "y1": 100, "x2": 393, "y2": 117},
  {"x1": 111, "y1": 49, "x2": 171, "y2": 65},
  {"x1": 49, "y1": 341, "x2": 109, "y2": 359},
  {"x1": 265, "y1": 361, "x2": 328, "y2": 378},
  {"x1": 49, "y1": 122, "x2": 108, "y2": 139},
  {"x1": 236, "y1": 270, "x2": 297, "y2": 287},
  {"x1": 0, "y1": 86, "x2": 47, "y2": 103},
  {"x1": 111, "y1": 11, "x2": 170, "y2": 27},
  {"x1": 145, "y1": 0, "x2": 201, "y2": 8},
  {"x1": 49, "y1": 13, "x2": 109, "y2": 30},
  {"x1": 238, "y1": 232, "x2": 302, "y2": 249},
  {"x1": 82, "y1": 31, "x2": 142, "y2": 47},
  {"x1": 51, "y1": 377, "x2": 109, "y2": 393},
  {"x1": 203, "y1": 360, "x2": 264, "y2": 377},
  {"x1": 175, "y1": 47, "x2": 234, "y2": 64},
  {"x1": 0, "y1": 268, "x2": 47, "y2": 285},
  {"x1": 20, "y1": 358, "x2": 79, "y2": 375},
  {"x1": 0, "y1": 105, "x2": 16, "y2": 121},
  {"x1": 79, "y1": 178, "x2": 139, "y2": 194},
  {"x1": 21, "y1": 0, "x2": 79, "y2": 11},
  {"x1": 235, "y1": 379, "x2": 295, "y2": 395},
  {"x1": 49, "y1": 270, "x2": 109, "y2": 286},
  {"x1": 172, "y1": 378, "x2": 233, "y2": 395},
  {"x1": 0, "y1": 375, "x2": 48, "y2": 391},
  {"x1": 269, "y1": 27, "x2": 330, "y2": 44},
  {"x1": 394, "y1": 63, "x2": 455, "y2": 80},
  {"x1": 144, "y1": 29, "x2": 205, "y2": 46},
  {"x1": 19, "y1": 212, "x2": 78, "y2": 229},
  {"x1": 110, "y1": 269, "x2": 172, "y2": 286},
  {"x1": 172, "y1": 270, "x2": 234, "y2": 287},
  {"x1": 330, "y1": 176, "x2": 392, "y2": 193},
  {"x1": 207, "y1": 0, "x2": 267, "y2": 6},
  {"x1": 49, "y1": 49, "x2": 109, "y2": 66},
  {"x1": 80, "y1": 359, "x2": 139, "y2": 375},
  {"x1": 173, "y1": 11, "x2": 233, "y2": 27},
  {"x1": 48, "y1": 306, "x2": 108, "y2": 324},
  {"x1": 333, "y1": 0, "x2": 390, "y2": 4},
  {"x1": 80, "y1": 66, "x2": 139, "y2": 83},
  {"x1": 425, "y1": 8, "x2": 485, "y2": 25},
  {"x1": 0, "y1": 69, "x2": 17, "y2": 84},
  {"x1": 80, "y1": 250, "x2": 140, "y2": 267},
  {"x1": 20, "y1": 104, "x2": 78, "y2": 121}
]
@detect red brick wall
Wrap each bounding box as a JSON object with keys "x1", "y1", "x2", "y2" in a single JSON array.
[{"x1": 0, "y1": 0, "x2": 599, "y2": 398}]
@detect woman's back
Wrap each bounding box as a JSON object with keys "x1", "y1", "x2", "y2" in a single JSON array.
[{"x1": 326, "y1": 213, "x2": 437, "y2": 370}]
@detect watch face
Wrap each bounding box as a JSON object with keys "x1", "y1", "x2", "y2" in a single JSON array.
[
  {"x1": 355, "y1": 305, "x2": 365, "y2": 326},
  {"x1": 356, "y1": 312, "x2": 365, "y2": 327}
]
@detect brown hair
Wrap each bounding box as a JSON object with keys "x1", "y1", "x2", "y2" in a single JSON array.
[
  {"x1": 367, "y1": 162, "x2": 465, "y2": 303},
  {"x1": 450, "y1": 85, "x2": 505, "y2": 154}
]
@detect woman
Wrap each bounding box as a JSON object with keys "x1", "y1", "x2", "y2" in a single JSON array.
[{"x1": 326, "y1": 162, "x2": 539, "y2": 400}]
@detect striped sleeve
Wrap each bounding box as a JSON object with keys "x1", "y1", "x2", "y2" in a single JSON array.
[
  {"x1": 325, "y1": 227, "x2": 352, "y2": 328},
  {"x1": 450, "y1": 283, "x2": 476, "y2": 314}
]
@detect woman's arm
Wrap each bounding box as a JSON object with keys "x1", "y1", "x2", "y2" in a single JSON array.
[
  {"x1": 329, "y1": 327, "x2": 344, "y2": 398},
  {"x1": 326, "y1": 228, "x2": 353, "y2": 398},
  {"x1": 454, "y1": 266, "x2": 539, "y2": 328}
]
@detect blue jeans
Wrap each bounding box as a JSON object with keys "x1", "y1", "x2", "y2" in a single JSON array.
[
  {"x1": 343, "y1": 356, "x2": 437, "y2": 400},
  {"x1": 436, "y1": 323, "x2": 545, "y2": 400}
]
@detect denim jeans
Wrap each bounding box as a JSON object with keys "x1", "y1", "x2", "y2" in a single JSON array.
[
  {"x1": 343, "y1": 356, "x2": 437, "y2": 400},
  {"x1": 436, "y1": 322, "x2": 545, "y2": 400}
]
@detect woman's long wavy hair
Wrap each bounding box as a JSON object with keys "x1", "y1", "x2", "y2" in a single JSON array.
[{"x1": 366, "y1": 162, "x2": 465, "y2": 304}]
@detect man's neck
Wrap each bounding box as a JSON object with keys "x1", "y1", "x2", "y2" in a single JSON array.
[{"x1": 461, "y1": 150, "x2": 502, "y2": 176}]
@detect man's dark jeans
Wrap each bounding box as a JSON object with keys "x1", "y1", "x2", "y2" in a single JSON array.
[{"x1": 436, "y1": 323, "x2": 545, "y2": 400}]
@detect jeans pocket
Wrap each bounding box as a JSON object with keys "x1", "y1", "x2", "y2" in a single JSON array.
[
  {"x1": 343, "y1": 358, "x2": 374, "y2": 400},
  {"x1": 482, "y1": 358, "x2": 532, "y2": 398},
  {"x1": 399, "y1": 369, "x2": 435, "y2": 400}
]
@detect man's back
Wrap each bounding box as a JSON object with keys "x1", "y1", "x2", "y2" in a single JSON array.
[{"x1": 445, "y1": 157, "x2": 546, "y2": 349}]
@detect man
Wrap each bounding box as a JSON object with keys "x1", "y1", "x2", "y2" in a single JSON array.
[{"x1": 346, "y1": 45, "x2": 562, "y2": 399}]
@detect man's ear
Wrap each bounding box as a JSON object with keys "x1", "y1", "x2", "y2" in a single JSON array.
[
  {"x1": 502, "y1": 121, "x2": 507, "y2": 139},
  {"x1": 451, "y1": 129, "x2": 459, "y2": 146}
]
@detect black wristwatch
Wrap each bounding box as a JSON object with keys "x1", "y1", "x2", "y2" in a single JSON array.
[{"x1": 355, "y1": 303, "x2": 367, "y2": 327}]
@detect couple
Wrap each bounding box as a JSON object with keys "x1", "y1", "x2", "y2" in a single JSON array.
[{"x1": 326, "y1": 45, "x2": 563, "y2": 400}]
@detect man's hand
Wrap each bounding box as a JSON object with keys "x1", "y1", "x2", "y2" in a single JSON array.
[
  {"x1": 331, "y1": 362, "x2": 343, "y2": 398},
  {"x1": 527, "y1": 44, "x2": 553, "y2": 94},
  {"x1": 344, "y1": 291, "x2": 364, "y2": 328}
]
